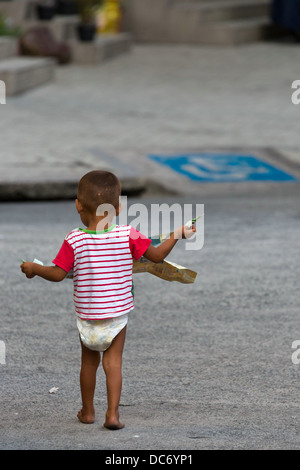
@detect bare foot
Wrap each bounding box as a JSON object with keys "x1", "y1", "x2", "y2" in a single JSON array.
[
  {"x1": 77, "y1": 409, "x2": 95, "y2": 424},
  {"x1": 104, "y1": 413, "x2": 124, "y2": 430}
]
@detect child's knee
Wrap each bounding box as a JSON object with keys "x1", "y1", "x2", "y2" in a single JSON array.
[{"x1": 102, "y1": 355, "x2": 122, "y2": 373}]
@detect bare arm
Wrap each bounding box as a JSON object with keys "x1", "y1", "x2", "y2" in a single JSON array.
[
  {"x1": 20, "y1": 262, "x2": 67, "y2": 282},
  {"x1": 143, "y1": 225, "x2": 196, "y2": 263}
]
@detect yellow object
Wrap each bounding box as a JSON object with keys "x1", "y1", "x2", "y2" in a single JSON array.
[{"x1": 96, "y1": 0, "x2": 122, "y2": 34}]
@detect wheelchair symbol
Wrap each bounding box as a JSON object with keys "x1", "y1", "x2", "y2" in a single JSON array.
[{"x1": 149, "y1": 153, "x2": 296, "y2": 182}]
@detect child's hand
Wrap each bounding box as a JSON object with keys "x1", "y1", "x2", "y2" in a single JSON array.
[
  {"x1": 20, "y1": 262, "x2": 36, "y2": 279},
  {"x1": 174, "y1": 225, "x2": 196, "y2": 240}
]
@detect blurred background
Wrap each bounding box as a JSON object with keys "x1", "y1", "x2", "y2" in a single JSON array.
[{"x1": 0, "y1": 0, "x2": 299, "y2": 198}]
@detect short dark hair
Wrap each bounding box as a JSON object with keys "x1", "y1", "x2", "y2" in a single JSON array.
[{"x1": 77, "y1": 170, "x2": 121, "y2": 214}]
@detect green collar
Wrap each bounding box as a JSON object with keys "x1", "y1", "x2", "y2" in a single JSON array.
[{"x1": 79, "y1": 224, "x2": 116, "y2": 234}]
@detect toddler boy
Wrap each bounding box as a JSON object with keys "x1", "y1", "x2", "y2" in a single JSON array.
[{"x1": 20, "y1": 170, "x2": 195, "y2": 429}]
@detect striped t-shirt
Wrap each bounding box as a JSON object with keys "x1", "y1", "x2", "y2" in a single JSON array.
[{"x1": 53, "y1": 225, "x2": 151, "y2": 320}]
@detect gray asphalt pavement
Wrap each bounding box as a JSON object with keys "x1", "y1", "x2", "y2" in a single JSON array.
[{"x1": 1, "y1": 184, "x2": 300, "y2": 450}]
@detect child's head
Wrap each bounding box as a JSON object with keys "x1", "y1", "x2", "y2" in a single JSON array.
[{"x1": 76, "y1": 170, "x2": 121, "y2": 221}]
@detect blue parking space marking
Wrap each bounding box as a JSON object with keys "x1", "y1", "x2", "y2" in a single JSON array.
[{"x1": 148, "y1": 153, "x2": 297, "y2": 183}]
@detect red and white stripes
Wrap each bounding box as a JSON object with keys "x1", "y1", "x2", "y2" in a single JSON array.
[{"x1": 66, "y1": 226, "x2": 134, "y2": 320}]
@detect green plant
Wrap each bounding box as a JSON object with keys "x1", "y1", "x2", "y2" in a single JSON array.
[
  {"x1": 0, "y1": 13, "x2": 22, "y2": 37},
  {"x1": 76, "y1": 0, "x2": 103, "y2": 23}
]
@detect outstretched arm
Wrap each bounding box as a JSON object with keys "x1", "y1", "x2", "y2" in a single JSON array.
[
  {"x1": 20, "y1": 262, "x2": 67, "y2": 282},
  {"x1": 143, "y1": 225, "x2": 196, "y2": 263}
]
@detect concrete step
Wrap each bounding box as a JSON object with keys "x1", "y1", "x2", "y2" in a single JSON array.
[
  {"x1": 174, "y1": 0, "x2": 270, "y2": 21},
  {"x1": 173, "y1": 0, "x2": 271, "y2": 22},
  {"x1": 0, "y1": 57, "x2": 55, "y2": 95},
  {"x1": 166, "y1": 12, "x2": 274, "y2": 44},
  {"x1": 123, "y1": 0, "x2": 275, "y2": 45},
  {"x1": 0, "y1": 37, "x2": 18, "y2": 60},
  {"x1": 21, "y1": 15, "x2": 79, "y2": 42},
  {"x1": 192, "y1": 16, "x2": 274, "y2": 45},
  {"x1": 68, "y1": 33, "x2": 132, "y2": 65},
  {"x1": 167, "y1": 0, "x2": 274, "y2": 44}
]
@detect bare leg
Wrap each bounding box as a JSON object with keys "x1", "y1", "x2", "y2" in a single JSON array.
[
  {"x1": 78, "y1": 339, "x2": 100, "y2": 424},
  {"x1": 102, "y1": 326, "x2": 127, "y2": 430}
]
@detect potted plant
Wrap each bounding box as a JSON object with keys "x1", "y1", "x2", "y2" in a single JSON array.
[
  {"x1": 36, "y1": 0, "x2": 56, "y2": 21},
  {"x1": 76, "y1": 0, "x2": 102, "y2": 42}
]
